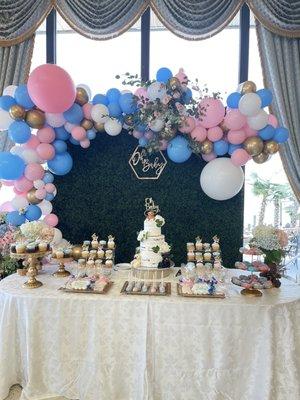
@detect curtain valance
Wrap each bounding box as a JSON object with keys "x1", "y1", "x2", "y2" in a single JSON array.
[{"x1": 1, "y1": 0, "x2": 300, "y2": 46}]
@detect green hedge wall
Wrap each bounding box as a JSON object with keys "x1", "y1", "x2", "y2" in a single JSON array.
[{"x1": 53, "y1": 131, "x2": 244, "y2": 267}]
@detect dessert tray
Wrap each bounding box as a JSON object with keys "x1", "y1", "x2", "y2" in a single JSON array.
[
  {"x1": 59, "y1": 276, "x2": 113, "y2": 294},
  {"x1": 231, "y1": 275, "x2": 273, "y2": 290},
  {"x1": 177, "y1": 283, "x2": 225, "y2": 298},
  {"x1": 121, "y1": 281, "x2": 171, "y2": 296}
]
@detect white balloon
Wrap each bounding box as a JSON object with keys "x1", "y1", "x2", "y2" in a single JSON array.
[
  {"x1": 10, "y1": 145, "x2": 24, "y2": 157},
  {"x1": 3, "y1": 85, "x2": 17, "y2": 97},
  {"x1": 147, "y1": 82, "x2": 167, "y2": 101},
  {"x1": 38, "y1": 200, "x2": 53, "y2": 215},
  {"x1": 91, "y1": 104, "x2": 109, "y2": 123},
  {"x1": 21, "y1": 148, "x2": 40, "y2": 164},
  {"x1": 51, "y1": 228, "x2": 63, "y2": 246},
  {"x1": 0, "y1": 109, "x2": 14, "y2": 131},
  {"x1": 104, "y1": 118, "x2": 122, "y2": 136},
  {"x1": 64, "y1": 122, "x2": 76, "y2": 133},
  {"x1": 34, "y1": 179, "x2": 45, "y2": 189},
  {"x1": 247, "y1": 110, "x2": 269, "y2": 130},
  {"x1": 150, "y1": 118, "x2": 165, "y2": 132},
  {"x1": 200, "y1": 157, "x2": 244, "y2": 201},
  {"x1": 11, "y1": 196, "x2": 29, "y2": 210},
  {"x1": 45, "y1": 113, "x2": 66, "y2": 128},
  {"x1": 77, "y1": 84, "x2": 92, "y2": 99},
  {"x1": 238, "y1": 93, "x2": 262, "y2": 117}
]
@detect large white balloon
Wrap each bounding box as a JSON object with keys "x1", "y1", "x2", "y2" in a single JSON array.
[
  {"x1": 104, "y1": 118, "x2": 122, "y2": 136},
  {"x1": 147, "y1": 82, "x2": 167, "y2": 101},
  {"x1": 38, "y1": 200, "x2": 53, "y2": 215},
  {"x1": 150, "y1": 118, "x2": 165, "y2": 132},
  {"x1": 45, "y1": 113, "x2": 66, "y2": 128},
  {"x1": 238, "y1": 93, "x2": 262, "y2": 117},
  {"x1": 10, "y1": 145, "x2": 24, "y2": 157},
  {"x1": 0, "y1": 109, "x2": 14, "y2": 131},
  {"x1": 11, "y1": 196, "x2": 29, "y2": 210},
  {"x1": 200, "y1": 157, "x2": 244, "y2": 201},
  {"x1": 91, "y1": 104, "x2": 109, "y2": 123},
  {"x1": 247, "y1": 109, "x2": 269, "y2": 130}
]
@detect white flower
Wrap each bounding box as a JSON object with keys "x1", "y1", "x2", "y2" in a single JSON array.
[
  {"x1": 155, "y1": 215, "x2": 165, "y2": 227},
  {"x1": 137, "y1": 230, "x2": 149, "y2": 241},
  {"x1": 251, "y1": 225, "x2": 281, "y2": 251},
  {"x1": 20, "y1": 221, "x2": 49, "y2": 241},
  {"x1": 160, "y1": 242, "x2": 170, "y2": 254}
]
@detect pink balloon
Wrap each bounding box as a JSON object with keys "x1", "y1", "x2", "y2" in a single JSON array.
[
  {"x1": 72, "y1": 126, "x2": 86, "y2": 141},
  {"x1": 179, "y1": 117, "x2": 196, "y2": 134},
  {"x1": 202, "y1": 152, "x2": 216, "y2": 162},
  {"x1": 231, "y1": 148, "x2": 251, "y2": 166},
  {"x1": 134, "y1": 87, "x2": 148, "y2": 99},
  {"x1": 144, "y1": 130, "x2": 154, "y2": 140},
  {"x1": 35, "y1": 188, "x2": 46, "y2": 200},
  {"x1": 1, "y1": 179, "x2": 14, "y2": 186},
  {"x1": 132, "y1": 130, "x2": 144, "y2": 139},
  {"x1": 44, "y1": 213, "x2": 58, "y2": 227},
  {"x1": 190, "y1": 126, "x2": 207, "y2": 142},
  {"x1": 25, "y1": 134, "x2": 40, "y2": 149},
  {"x1": 159, "y1": 139, "x2": 168, "y2": 150},
  {"x1": 0, "y1": 201, "x2": 14, "y2": 212},
  {"x1": 13, "y1": 189, "x2": 27, "y2": 196},
  {"x1": 175, "y1": 68, "x2": 188, "y2": 85},
  {"x1": 24, "y1": 163, "x2": 44, "y2": 181},
  {"x1": 227, "y1": 129, "x2": 246, "y2": 145},
  {"x1": 224, "y1": 109, "x2": 246, "y2": 130},
  {"x1": 28, "y1": 64, "x2": 76, "y2": 113},
  {"x1": 45, "y1": 183, "x2": 55, "y2": 193},
  {"x1": 14, "y1": 176, "x2": 33, "y2": 192},
  {"x1": 80, "y1": 138, "x2": 90, "y2": 148},
  {"x1": 198, "y1": 98, "x2": 225, "y2": 128},
  {"x1": 207, "y1": 126, "x2": 223, "y2": 142},
  {"x1": 244, "y1": 124, "x2": 258, "y2": 137},
  {"x1": 45, "y1": 113, "x2": 65, "y2": 128},
  {"x1": 64, "y1": 122, "x2": 76, "y2": 133},
  {"x1": 268, "y1": 114, "x2": 278, "y2": 128},
  {"x1": 83, "y1": 103, "x2": 93, "y2": 119},
  {"x1": 37, "y1": 127, "x2": 55, "y2": 144},
  {"x1": 36, "y1": 143, "x2": 55, "y2": 160}
]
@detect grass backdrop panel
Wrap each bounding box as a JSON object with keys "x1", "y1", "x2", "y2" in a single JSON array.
[{"x1": 53, "y1": 131, "x2": 244, "y2": 267}]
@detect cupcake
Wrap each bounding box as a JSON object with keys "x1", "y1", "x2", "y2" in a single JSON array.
[
  {"x1": 38, "y1": 242, "x2": 48, "y2": 252},
  {"x1": 203, "y1": 252, "x2": 212, "y2": 261},
  {"x1": 99, "y1": 240, "x2": 106, "y2": 248},
  {"x1": 64, "y1": 249, "x2": 72, "y2": 258},
  {"x1": 105, "y1": 259, "x2": 113, "y2": 268},
  {"x1": 55, "y1": 250, "x2": 64, "y2": 259},
  {"x1": 97, "y1": 249, "x2": 104, "y2": 259},
  {"x1": 26, "y1": 243, "x2": 36, "y2": 253},
  {"x1": 83, "y1": 240, "x2": 91, "y2": 248},
  {"x1": 81, "y1": 249, "x2": 89, "y2": 259},
  {"x1": 105, "y1": 250, "x2": 113, "y2": 259}
]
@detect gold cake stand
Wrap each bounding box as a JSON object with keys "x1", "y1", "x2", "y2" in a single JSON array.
[
  {"x1": 51, "y1": 257, "x2": 72, "y2": 278},
  {"x1": 10, "y1": 250, "x2": 50, "y2": 289},
  {"x1": 132, "y1": 261, "x2": 175, "y2": 279}
]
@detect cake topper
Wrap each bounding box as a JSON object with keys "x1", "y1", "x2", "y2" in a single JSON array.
[
  {"x1": 91, "y1": 233, "x2": 98, "y2": 242},
  {"x1": 144, "y1": 197, "x2": 160, "y2": 219},
  {"x1": 212, "y1": 235, "x2": 219, "y2": 243}
]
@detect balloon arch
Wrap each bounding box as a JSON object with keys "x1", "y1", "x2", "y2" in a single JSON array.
[{"x1": 0, "y1": 64, "x2": 289, "y2": 231}]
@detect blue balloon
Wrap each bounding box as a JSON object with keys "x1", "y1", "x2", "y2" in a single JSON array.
[
  {"x1": 119, "y1": 93, "x2": 136, "y2": 114},
  {"x1": 55, "y1": 126, "x2": 70, "y2": 141},
  {"x1": 227, "y1": 92, "x2": 242, "y2": 109},
  {"x1": 8, "y1": 121, "x2": 31, "y2": 144},
  {"x1": 136, "y1": 123, "x2": 147, "y2": 132},
  {"x1": 69, "y1": 137, "x2": 80, "y2": 146},
  {"x1": 214, "y1": 140, "x2": 229, "y2": 156},
  {"x1": 258, "y1": 124, "x2": 275, "y2": 140},
  {"x1": 139, "y1": 137, "x2": 148, "y2": 147},
  {"x1": 87, "y1": 130, "x2": 96, "y2": 140},
  {"x1": 183, "y1": 88, "x2": 193, "y2": 104},
  {"x1": 47, "y1": 152, "x2": 73, "y2": 176},
  {"x1": 257, "y1": 89, "x2": 273, "y2": 108},
  {"x1": 52, "y1": 139, "x2": 67, "y2": 154},
  {"x1": 63, "y1": 103, "x2": 83, "y2": 124},
  {"x1": 0, "y1": 95, "x2": 16, "y2": 111},
  {"x1": 167, "y1": 136, "x2": 192, "y2": 163},
  {"x1": 43, "y1": 171, "x2": 54, "y2": 184},
  {"x1": 0, "y1": 152, "x2": 25, "y2": 180},
  {"x1": 273, "y1": 127, "x2": 289, "y2": 143},
  {"x1": 156, "y1": 67, "x2": 173, "y2": 83},
  {"x1": 108, "y1": 102, "x2": 122, "y2": 118},
  {"x1": 92, "y1": 94, "x2": 109, "y2": 106},
  {"x1": 6, "y1": 211, "x2": 26, "y2": 226},
  {"x1": 25, "y1": 205, "x2": 42, "y2": 221},
  {"x1": 228, "y1": 144, "x2": 242, "y2": 155},
  {"x1": 106, "y1": 88, "x2": 121, "y2": 103},
  {"x1": 45, "y1": 193, "x2": 54, "y2": 201},
  {"x1": 14, "y1": 84, "x2": 35, "y2": 109}
]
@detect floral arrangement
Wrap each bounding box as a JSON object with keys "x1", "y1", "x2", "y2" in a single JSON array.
[
  {"x1": 155, "y1": 215, "x2": 165, "y2": 227},
  {"x1": 18, "y1": 221, "x2": 54, "y2": 243},
  {"x1": 0, "y1": 212, "x2": 20, "y2": 278}
]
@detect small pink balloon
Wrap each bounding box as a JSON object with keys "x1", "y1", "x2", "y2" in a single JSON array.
[
  {"x1": 268, "y1": 114, "x2": 278, "y2": 128},
  {"x1": 159, "y1": 139, "x2": 168, "y2": 151},
  {"x1": 45, "y1": 113, "x2": 65, "y2": 128},
  {"x1": 202, "y1": 152, "x2": 217, "y2": 162},
  {"x1": 144, "y1": 130, "x2": 154, "y2": 140},
  {"x1": 179, "y1": 116, "x2": 196, "y2": 134},
  {"x1": 36, "y1": 143, "x2": 55, "y2": 160},
  {"x1": 82, "y1": 103, "x2": 93, "y2": 119},
  {"x1": 45, "y1": 183, "x2": 55, "y2": 193},
  {"x1": 190, "y1": 126, "x2": 207, "y2": 142},
  {"x1": 231, "y1": 148, "x2": 251, "y2": 166},
  {"x1": 134, "y1": 87, "x2": 148, "y2": 99},
  {"x1": 207, "y1": 126, "x2": 223, "y2": 142},
  {"x1": 24, "y1": 163, "x2": 44, "y2": 181},
  {"x1": 227, "y1": 129, "x2": 246, "y2": 145},
  {"x1": 14, "y1": 176, "x2": 33, "y2": 192},
  {"x1": 44, "y1": 213, "x2": 58, "y2": 227},
  {"x1": 224, "y1": 109, "x2": 246, "y2": 130},
  {"x1": 37, "y1": 127, "x2": 55, "y2": 144},
  {"x1": 35, "y1": 188, "x2": 47, "y2": 200},
  {"x1": 175, "y1": 68, "x2": 188, "y2": 85},
  {"x1": 72, "y1": 126, "x2": 86, "y2": 141},
  {"x1": 198, "y1": 98, "x2": 225, "y2": 128},
  {"x1": 80, "y1": 138, "x2": 90, "y2": 148},
  {"x1": 0, "y1": 201, "x2": 14, "y2": 212},
  {"x1": 244, "y1": 124, "x2": 258, "y2": 137},
  {"x1": 25, "y1": 134, "x2": 40, "y2": 149},
  {"x1": 28, "y1": 64, "x2": 76, "y2": 113},
  {"x1": 1, "y1": 179, "x2": 14, "y2": 186},
  {"x1": 132, "y1": 130, "x2": 144, "y2": 139}
]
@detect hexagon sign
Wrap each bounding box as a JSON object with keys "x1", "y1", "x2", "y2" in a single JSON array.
[{"x1": 129, "y1": 146, "x2": 167, "y2": 180}]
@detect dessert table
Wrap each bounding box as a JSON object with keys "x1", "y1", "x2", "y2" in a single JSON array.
[{"x1": 0, "y1": 264, "x2": 300, "y2": 400}]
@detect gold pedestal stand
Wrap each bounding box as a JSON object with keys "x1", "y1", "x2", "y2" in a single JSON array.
[
  {"x1": 241, "y1": 288, "x2": 263, "y2": 297},
  {"x1": 52, "y1": 257, "x2": 71, "y2": 278}
]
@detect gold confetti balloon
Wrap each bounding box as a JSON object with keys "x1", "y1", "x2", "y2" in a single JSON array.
[
  {"x1": 244, "y1": 136, "x2": 264, "y2": 156},
  {"x1": 241, "y1": 81, "x2": 257, "y2": 94},
  {"x1": 200, "y1": 139, "x2": 213, "y2": 155},
  {"x1": 263, "y1": 140, "x2": 279, "y2": 154},
  {"x1": 94, "y1": 122, "x2": 105, "y2": 132},
  {"x1": 26, "y1": 188, "x2": 42, "y2": 205},
  {"x1": 72, "y1": 245, "x2": 82, "y2": 260},
  {"x1": 9, "y1": 104, "x2": 26, "y2": 120},
  {"x1": 25, "y1": 109, "x2": 45, "y2": 129},
  {"x1": 252, "y1": 152, "x2": 269, "y2": 164},
  {"x1": 167, "y1": 77, "x2": 180, "y2": 91},
  {"x1": 124, "y1": 114, "x2": 134, "y2": 126},
  {"x1": 81, "y1": 118, "x2": 93, "y2": 130},
  {"x1": 75, "y1": 87, "x2": 89, "y2": 105}
]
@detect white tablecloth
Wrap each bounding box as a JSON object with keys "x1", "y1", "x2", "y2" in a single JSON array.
[{"x1": 0, "y1": 265, "x2": 300, "y2": 400}]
